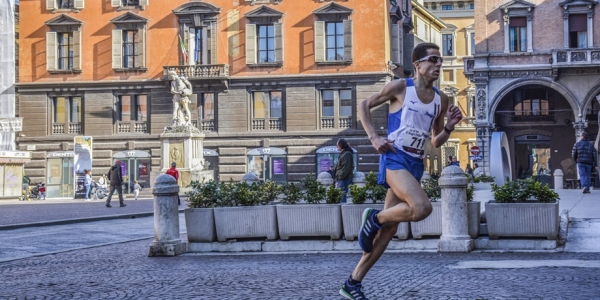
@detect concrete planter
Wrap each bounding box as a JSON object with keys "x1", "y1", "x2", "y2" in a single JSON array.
[
  {"x1": 184, "y1": 208, "x2": 216, "y2": 242},
  {"x1": 213, "y1": 206, "x2": 279, "y2": 242},
  {"x1": 473, "y1": 182, "x2": 493, "y2": 190},
  {"x1": 411, "y1": 201, "x2": 481, "y2": 239},
  {"x1": 485, "y1": 201, "x2": 559, "y2": 240},
  {"x1": 276, "y1": 204, "x2": 343, "y2": 240},
  {"x1": 341, "y1": 204, "x2": 410, "y2": 240}
]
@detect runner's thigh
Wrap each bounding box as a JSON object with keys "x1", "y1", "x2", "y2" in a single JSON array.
[{"x1": 385, "y1": 169, "x2": 429, "y2": 208}]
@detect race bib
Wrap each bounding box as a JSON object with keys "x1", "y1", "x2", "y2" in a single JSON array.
[{"x1": 402, "y1": 128, "x2": 430, "y2": 155}]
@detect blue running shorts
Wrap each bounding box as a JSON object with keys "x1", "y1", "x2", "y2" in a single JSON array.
[{"x1": 377, "y1": 149, "x2": 425, "y2": 188}]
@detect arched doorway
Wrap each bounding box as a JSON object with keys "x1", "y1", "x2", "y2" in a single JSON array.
[
  {"x1": 247, "y1": 147, "x2": 287, "y2": 183},
  {"x1": 113, "y1": 150, "x2": 152, "y2": 193}
]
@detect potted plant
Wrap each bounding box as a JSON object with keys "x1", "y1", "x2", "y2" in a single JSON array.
[
  {"x1": 341, "y1": 172, "x2": 410, "y2": 241},
  {"x1": 411, "y1": 178, "x2": 480, "y2": 239},
  {"x1": 185, "y1": 180, "x2": 218, "y2": 242},
  {"x1": 276, "y1": 174, "x2": 343, "y2": 240},
  {"x1": 486, "y1": 178, "x2": 559, "y2": 240},
  {"x1": 213, "y1": 179, "x2": 280, "y2": 242},
  {"x1": 473, "y1": 174, "x2": 495, "y2": 190}
]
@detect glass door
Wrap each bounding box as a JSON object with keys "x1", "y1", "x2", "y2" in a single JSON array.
[
  {"x1": 62, "y1": 158, "x2": 74, "y2": 197},
  {"x1": 136, "y1": 159, "x2": 150, "y2": 189}
]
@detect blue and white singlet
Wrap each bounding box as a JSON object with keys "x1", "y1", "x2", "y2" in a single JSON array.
[{"x1": 387, "y1": 78, "x2": 442, "y2": 159}]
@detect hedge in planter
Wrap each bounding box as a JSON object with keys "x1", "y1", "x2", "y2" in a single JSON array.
[
  {"x1": 486, "y1": 178, "x2": 560, "y2": 240},
  {"x1": 473, "y1": 174, "x2": 495, "y2": 190},
  {"x1": 213, "y1": 180, "x2": 280, "y2": 242},
  {"x1": 184, "y1": 180, "x2": 218, "y2": 242},
  {"x1": 277, "y1": 174, "x2": 343, "y2": 240}
]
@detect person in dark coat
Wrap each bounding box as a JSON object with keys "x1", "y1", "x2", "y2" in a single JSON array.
[
  {"x1": 106, "y1": 160, "x2": 126, "y2": 207},
  {"x1": 335, "y1": 138, "x2": 354, "y2": 203},
  {"x1": 572, "y1": 131, "x2": 598, "y2": 194}
]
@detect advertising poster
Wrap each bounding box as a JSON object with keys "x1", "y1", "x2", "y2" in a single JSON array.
[
  {"x1": 74, "y1": 136, "x2": 93, "y2": 199},
  {"x1": 273, "y1": 159, "x2": 284, "y2": 175},
  {"x1": 319, "y1": 158, "x2": 331, "y2": 173}
]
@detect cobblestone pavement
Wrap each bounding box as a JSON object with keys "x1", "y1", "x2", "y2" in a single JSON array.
[{"x1": 2, "y1": 239, "x2": 600, "y2": 299}]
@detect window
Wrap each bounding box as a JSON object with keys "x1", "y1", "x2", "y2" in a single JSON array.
[
  {"x1": 512, "y1": 89, "x2": 554, "y2": 121},
  {"x1": 188, "y1": 27, "x2": 213, "y2": 65},
  {"x1": 320, "y1": 88, "x2": 353, "y2": 129},
  {"x1": 111, "y1": 12, "x2": 147, "y2": 70},
  {"x1": 442, "y1": 69, "x2": 454, "y2": 82},
  {"x1": 470, "y1": 3, "x2": 474, "y2": 9},
  {"x1": 57, "y1": 33, "x2": 73, "y2": 70},
  {"x1": 116, "y1": 95, "x2": 148, "y2": 133},
  {"x1": 252, "y1": 91, "x2": 283, "y2": 130},
  {"x1": 442, "y1": 34, "x2": 453, "y2": 56},
  {"x1": 258, "y1": 25, "x2": 275, "y2": 63},
  {"x1": 58, "y1": 0, "x2": 73, "y2": 8},
  {"x1": 313, "y1": 2, "x2": 353, "y2": 63},
  {"x1": 52, "y1": 96, "x2": 82, "y2": 135},
  {"x1": 245, "y1": 5, "x2": 283, "y2": 66},
  {"x1": 111, "y1": 0, "x2": 148, "y2": 7},
  {"x1": 45, "y1": 15, "x2": 82, "y2": 72},
  {"x1": 121, "y1": 0, "x2": 139, "y2": 6},
  {"x1": 569, "y1": 14, "x2": 587, "y2": 49},
  {"x1": 509, "y1": 17, "x2": 526, "y2": 52},
  {"x1": 326, "y1": 22, "x2": 344, "y2": 61},
  {"x1": 47, "y1": 0, "x2": 84, "y2": 10},
  {"x1": 122, "y1": 30, "x2": 140, "y2": 68},
  {"x1": 470, "y1": 32, "x2": 475, "y2": 55},
  {"x1": 190, "y1": 93, "x2": 216, "y2": 132},
  {"x1": 442, "y1": 4, "x2": 453, "y2": 10}
]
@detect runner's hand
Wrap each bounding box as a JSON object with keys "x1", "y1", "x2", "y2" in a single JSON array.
[
  {"x1": 445, "y1": 104, "x2": 463, "y2": 129},
  {"x1": 370, "y1": 136, "x2": 396, "y2": 154}
]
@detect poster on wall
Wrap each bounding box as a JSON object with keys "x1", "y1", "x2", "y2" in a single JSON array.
[
  {"x1": 319, "y1": 158, "x2": 332, "y2": 173},
  {"x1": 273, "y1": 159, "x2": 284, "y2": 175},
  {"x1": 73, "y1": 136, "x2": 93, "y2": 199}
]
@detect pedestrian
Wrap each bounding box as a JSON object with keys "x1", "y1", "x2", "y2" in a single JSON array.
[
  {"x1": 39, "y1": 183, "x2": 46, "y2": 200},
  {"x1": 84, "y1": 169, "x2": 92, "y2": 201},
  {"x1": 465, "y1": 164, "x2": 474, "y2": 182},
  {"x1": 451, "y1": 156, "x2": 460, "y2": 167},
  {"x1": 133, "y1": 180, "x2": 142, "y2": 201},
  {"x1": 572, "y1": 131, "x2": 598, "y2": 194},
  {"x1": 105, "y1": 160, "x2": 126, "y2": 207},
  {"x1": 166, "y1": 162, "x2": 181, "y2": 205},
  {"x1": 446, "y1": 155, "x2": 453, "y2": 167},
  {"x1": 339, "y1": 42, "x2": 463, "y2": 300},
  {"x1": 472, "y1": 163, "x2": 482, "y2": 178},
  {"x1": 327, "y1": 165, "x2": 335, "y2": 181},
  {"x1": 334, "y1": 139, "x2": 355, "y2": 203}
]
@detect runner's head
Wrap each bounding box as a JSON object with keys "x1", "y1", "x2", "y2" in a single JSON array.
[{"x1": 412, "y1": 43, "x2": 442, "y2": 81}]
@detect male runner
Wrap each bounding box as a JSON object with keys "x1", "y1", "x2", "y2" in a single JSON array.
[{"x1": 339, "y1": 43, "x2": 463, "y2": 300}]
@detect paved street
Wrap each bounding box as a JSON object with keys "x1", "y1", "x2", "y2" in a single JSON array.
[{"x1": 2, "y1": 238, "x2": 600, "y2": 299}]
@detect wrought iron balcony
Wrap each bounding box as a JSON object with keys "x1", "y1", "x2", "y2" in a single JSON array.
[
  {"x1": 163, "y1": 64, "x2": 229, "y2": 80},
  {"x1": 552, "y1": 49, "x2": 600, "y2": 67}
]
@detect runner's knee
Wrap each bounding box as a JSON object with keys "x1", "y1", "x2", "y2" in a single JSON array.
[{"x1": 410, "y1": 201, "x2": 432, "y2": 222}]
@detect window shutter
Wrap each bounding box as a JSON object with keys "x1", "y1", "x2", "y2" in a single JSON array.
[
  {"x1": 391, "y1": 23, "x2": 400, "y2": 63},
  {"x1": 74, "y1": 0, "x2": 84, "y2": 9},
  {"x1": 314, "y1": 21, "x2": 325, "y2": 62},
  {"x1": 343, "y1": 20, "x2": 353, "y2": 62},
  {"x1": 210, "y1": 22, "x2": 218, "y2": 64},
  {"x1": 112, "y1": 30, "x2": 123, "y2": 69},
  {"x1": 509, "y1": 17, "x2": 526, "y2": 27},
  {"x1": 73, "y1": 31, "x2": 82, "y2": 70},
  {"x1": 46, "y1": 0, "x2": 55, "y2": 10},
  {"x1": 246, "y1": 24, "x2": 257, "y2": 65},
  {"x1": 182, "y1": 25, "x2": 189, "y2": 64},
  {"x1": 111, "y1": 0, "x2": 121, "y2": 8},
  {"x1": 274, "y1": 22, "x2": 283, "y2": 64},
  {"x1": 139, "y1": 28, "x2": 146, "y2": 68},
  {"x1": 188, "y1": 28, "x2": 196, "y2": 65},
  {"x1": 140, "y1": 0, "x2": 149, "y2": 6},
  {"x1": 569, "y1": 14, "x2": 587, "y2": 32},
  {"x1": 46, "y1": 32, "x2": 57, "y2": 71}
]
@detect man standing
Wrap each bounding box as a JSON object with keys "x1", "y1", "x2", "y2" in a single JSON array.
[
  {"x1": 339, "y1": 43, "x2": 462, "y2": 300},
  {"x1": 335, "y1": 138, "x2": 355, "y2": 203},
  {"x1": 106, "y1": 161, "x2": 126, "y2": 207},
  {"x1": 572, "y1": 132, "x2": 598, "y2": 194},
  {"x1": 166, "y1": 162, "x2": 181, "y2": 205}
]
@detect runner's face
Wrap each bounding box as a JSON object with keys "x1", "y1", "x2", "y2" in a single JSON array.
[{"x1": 414, "y1": 49, "x2": 442, "y2": 81}]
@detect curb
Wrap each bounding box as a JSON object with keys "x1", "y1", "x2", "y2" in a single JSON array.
[{"x1": 0, "y1": 209, "x2": 185, "y2": 231}]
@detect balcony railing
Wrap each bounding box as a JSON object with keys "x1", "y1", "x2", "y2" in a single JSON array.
[
  {"x1": 252, "y1": 118, "x2": 282, "y2": 130},
  {"x1": 321, "y1": 117, "x2": 353, "y2": 129},
  {"x1": 117, "y1": 121, "x2": 148, "y2": 133},
  {"x1": 52, "y1": 122, "x2": 81, "y2": 135},
  {"x1": 552, "y1": 49, "x2": 600, "y2": 67},
  {"x1": 163, "y1": 64, "x2": 229, "y2": 79},
  {"x1": 191, "y1": 120, "x2": 215, "y2": 132}
]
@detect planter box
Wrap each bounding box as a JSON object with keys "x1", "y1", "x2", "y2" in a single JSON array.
[
  {"x1": 411, "y1": 201, "x2": 481, "y2": 239},
  {"x1": 184, "y1": 208, "x2": 216, "y2": 242},
  {"x1": 485, "y1": 201, "x2": 559, "y2": 240},
  {"x1": 213, "y1": 206, "x2": 279, "y2": 242},
  {"x1": 473, "y1": 182, "x2": 493, "y2": 190},
  {"x1": 341, "y1": 204, "x2": 410, "y2": 241},
  {"x1": 276, "y1": 204, "x2": 343, "y2": 240}
]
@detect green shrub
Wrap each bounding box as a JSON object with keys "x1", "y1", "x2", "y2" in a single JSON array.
[
  {"x1": 530, "y1": 180, "x2": 559, "y2": 203},
  {"x1": 281, "y1": 182, "x2": 302, "y2": 204},
  {"x1": 421, "y1": 177, "x2": 441, "y2": 202},
  {"x1": 301, "y1": 173, "x2": 326, "y2": 204},
  {"x1": 216, "y1": 179, "x2": 237, "y2": 207},
  {"x1": 365, "y1": 171, "x2": 387, "y2": 203},
  {"x1": 257, "y1": 180, "x2": 282, "y2": 205},
  {"x1": 491, "y1": 177, "x2": 559, "y2": 203},
  {"x1": 349, "y1": 184, "x2": 368, "y2": 204},
  {"x1": 466, "y1": 184, "x2": 474, "y2": 202},
  {"x1": 474, "y1": 174, "x2": 495, "y2": 183},
  {"x1": 326, "y1": 185, "x2": 343, "y2": 204},
  {"x1": 230, "y1": 181, "x2": 260, "y2": 206},
  {"x1": 186, "y1": 180, "x2": 219, "y2": 208}
]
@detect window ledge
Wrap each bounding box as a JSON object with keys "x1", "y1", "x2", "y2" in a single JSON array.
[
  {"x1": 316, "y1": 60, "x2": 353, "y2": 66},
  {"x1": 48, "y1": 69, "x2": 82, "y2": 74},
  {"x1": 117, "y1": 6, "x2": 146, "y2": 11},
  {"x1": 247, "y1": 63, "x2": 282, "y2": 68},
  {"x1": 114, "y1": 68, "x2": 148, "y2": 73},
  {"x1": 52, "y1": 8, "x2": 80, "y2": 13}
]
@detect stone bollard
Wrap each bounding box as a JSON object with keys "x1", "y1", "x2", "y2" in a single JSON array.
[
  {"x1": 352, "y1": 171, "x2": 366, "y2": 187},
  {"x1": 148, "y1": 174, "x2": 187, "y2": 257},
  {"x1": 553, "y1": 169, "x2": 564, "y2": 190},
  {"x1": 317, "y1": 172, "x2": 334, "y2": 186},
  {"x1": 438, "y1": 165, "x2": 474, "y2": 252},
  {"x1": 241, "y1": 172, "x2": 260, "y2": 183},
  {"x1": 420, "y1": 171, "x2": 431, "y2": 183}
]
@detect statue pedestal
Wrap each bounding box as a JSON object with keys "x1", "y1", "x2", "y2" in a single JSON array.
[{"x1": 159, "y1": 131, "x2": 213, "y2": 192}]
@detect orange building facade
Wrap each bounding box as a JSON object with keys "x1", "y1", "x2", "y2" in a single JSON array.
[{"x1": 17, "y1": 0, "x2": 410, "y2": 196}]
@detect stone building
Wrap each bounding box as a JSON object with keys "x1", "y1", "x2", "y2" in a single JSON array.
[
  {"x1": 464, "y1": 0, "x2": 600, "y2": 186},
  {"x1": 17, "y1": 0, "x2": 419, "y2": 197}
]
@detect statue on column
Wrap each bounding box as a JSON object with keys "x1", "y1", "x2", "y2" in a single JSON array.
[{"x1": 168, "y1": 70, "x2": 193, "y2": 126}]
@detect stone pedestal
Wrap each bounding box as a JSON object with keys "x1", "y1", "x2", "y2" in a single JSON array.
[
  {"x1": 148, "y1": 174, "x2": 187, "y2": 257},
  {"x1": 160, "y1": 131, "x2": 213, "y2": 192},
  {"x1": 438, "y1": 165, "x2": 474, "y2": 253}
]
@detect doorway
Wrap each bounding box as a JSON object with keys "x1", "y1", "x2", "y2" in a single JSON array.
[
  {"x1": 514, "y1": 135, "x2": 552, "y2": 187},
  {"x1": 46, "y1": 155, "x2": 74, "y2": 198},
  {"x1": 113, "y1": 150, "x2": 152, "y2": 193},
  {"x1": 247, "y1": 147, "x2": 287, "y2": 183}
]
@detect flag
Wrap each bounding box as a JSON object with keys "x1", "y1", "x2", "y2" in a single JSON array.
[{"x1": 179, "y1": 34, "x2": 188, "y2": 64}]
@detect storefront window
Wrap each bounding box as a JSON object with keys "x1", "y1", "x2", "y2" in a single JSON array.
[{"x1": 315, "y1": 146, "x2": 358, "y2": 175}]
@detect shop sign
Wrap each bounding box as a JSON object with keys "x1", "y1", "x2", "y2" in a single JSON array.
[{"x1": 0, "y1": 118, "x2": 22, "y2": 132}]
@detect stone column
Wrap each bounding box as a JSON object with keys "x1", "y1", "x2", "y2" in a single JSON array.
[
  {"x1": 554, "y1": 169, "x2": 564, "y2": 190},
  {"x1": 438, "y1": 165, "x2": 474, "y2": 253},
  {"x1": 148, "y1": 174, "x2": 187, "y2": 257}
]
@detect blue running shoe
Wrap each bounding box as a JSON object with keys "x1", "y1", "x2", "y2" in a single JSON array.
[
  {"x1": 358, "y1": 208, "x2": 381, "y2": 253},
  {"x1": 339, "y1": 278, "x2": 368, "y2": 300}
]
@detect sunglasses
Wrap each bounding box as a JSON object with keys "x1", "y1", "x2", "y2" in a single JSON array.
[{"x1": 414, "y1": 55, "x2": 444, "y2": 64}]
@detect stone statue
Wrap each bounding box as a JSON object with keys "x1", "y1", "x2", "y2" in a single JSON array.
[{"x1": 168, "y1": 70, "x2": 193, "y2": 126}]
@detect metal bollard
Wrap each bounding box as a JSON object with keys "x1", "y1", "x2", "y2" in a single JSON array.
[
  {"x1": 553, "y1": 169, "x2": 564, "y2": 190},
  {"x1": 438, "y1": 165, "x2": 474, "y2": 252},
  {"x1": 148, "y1": 174, "x2": 187, "y2": 257}
]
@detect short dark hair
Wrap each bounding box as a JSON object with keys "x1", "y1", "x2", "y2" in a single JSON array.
[{"x1": 412, "y1": 43, "x2": 440, "y2": 63}]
